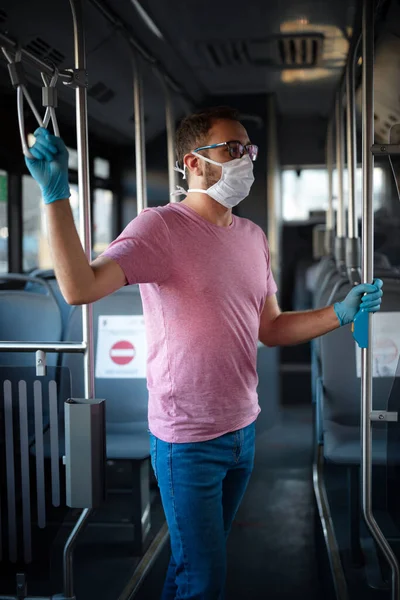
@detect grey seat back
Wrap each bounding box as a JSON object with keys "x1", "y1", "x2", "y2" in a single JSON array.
[
  {"x1": 60, "y1": 285, "x2": 148, "y2": 431},
  {"x1": 321, "y1": 278, "x2": 400, "y2": 429},
  {"x1": 311, "y1": 256, "x2": 336, "y2": 308},
  {"x1": 317, "y1": 271, "x2": 347, "y2": 309},
  {"x1": 26, "y1": 269, "x2": 72, "y2": 336},
  {"x1": 313, "y1": 252, "x2": 395, "y2": 310},
  {"x1": 0, "y1": 274, "x2": 62, "y2": 367}
]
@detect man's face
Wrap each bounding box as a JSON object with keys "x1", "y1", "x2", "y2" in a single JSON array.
[{"x1": 195, "y1": 119, "x2": 251, "y2": 188}]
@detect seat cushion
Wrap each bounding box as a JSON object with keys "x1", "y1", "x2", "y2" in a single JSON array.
[
  {"x1": 38, "y1": 422, "x2": 150, "y2": 461},
  {"x1": 106, "y1": 428, "x2": 150, "y2": 460},
  {"x1": 324, "y1": 420, "x2": 389, "y2": 465}
]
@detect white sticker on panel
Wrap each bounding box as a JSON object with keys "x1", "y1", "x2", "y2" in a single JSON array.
[
  {"x1": 95, "y1": 315, "x2": 147, "y2": 379},
  {"x1": 356, "y1": 312, "x2": 400, "y2": 378}
]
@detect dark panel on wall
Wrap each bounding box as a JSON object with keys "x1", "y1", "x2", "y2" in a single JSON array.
[{"x1": 279, "y1": 115, "x2": 327, "y2": 166}]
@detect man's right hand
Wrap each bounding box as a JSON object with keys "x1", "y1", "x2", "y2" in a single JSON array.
[{"x1": 25, "y1": 128, "x2": 71, "y2": 204}]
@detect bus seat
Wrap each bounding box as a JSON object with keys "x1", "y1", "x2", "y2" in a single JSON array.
[
  {"x1": 312, "y1": 262, "x2": 400, "y2": 406},
  {"x1": 311, "y1": 278, "x2": 350, "y2": 410},
  {"x1": 319, "y1": 277, "x2": 400, "y2": 457},
  {"x1": 0, "y1": 274, "x2": 62, "y2": 368},
  {"x1": 60, "y1": 284, "x2": 150, "y2": 553},
  {"x1": 319, "y1": 280, "x2": 400, "y2": 559},
  {"x1": 314, "y1": 252, "x2": 396, "y2": 309},
  {"x1": 60, "y1": 285, "x2": 149, "y2": 456},
  {"x1": 311, "y1": 256, "x2": 336, "y2": 308},
  {"x1": 26, "y1": 269, "x2": 72, "y2": 337},
  {"x1": 0, "y1": 365, "x2": 70, "y2": 591},
  {"x1": 375, "y1": 252, "x2": 393, "y2": 271},
  {"x1": 293, "y1": 258, "x2": 315, "y2": 311}
]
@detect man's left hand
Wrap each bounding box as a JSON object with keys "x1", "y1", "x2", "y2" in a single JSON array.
[{"x1": 333, "y1": 278, "x2": 383, "y2": 326}]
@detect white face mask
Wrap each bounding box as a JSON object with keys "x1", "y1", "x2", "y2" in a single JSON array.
[{"x1": 187, "y1": 152, "x2": 255, "y2": 209}]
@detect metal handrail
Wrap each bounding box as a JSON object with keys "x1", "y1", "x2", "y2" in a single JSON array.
[
  {"x1": 69, "y1": 0, "x2": 95, "y2": 401},
  {"x1": 335, "y1": 83, "x2": 346, "y2": 268},
  {"x1": 62, "y1": 1, "x2": 95, "y2": 598},
  {"x1": 346, "y1": 38, "x2": 359, "y2": 242},
  {"x1": 132, "y1": 51, "x2": 147, "y2": 214},
  {"x1": 313, "y1": 445, "x2": 349, "y2": 600},
  {"x1": 325, "y1": 120, "x2": 334, "y2": 255},
  {"x1": 87, "y1": 0, "x2": 195, "y2": 106},
  {"x1": 0, "y1": 342, "x2": 86, "y2": 353},
  {"x1": 345, "y1": 33, "x2": 362, "y2": 284},
  {"x1": 163, "y1": 77, "x2": 178, "y2": 201},
  {"x1": 1, "y1": 47, "x2": 59, "y2": 158},
  {"x1": 0, "y1": 33, "x2": 73, "y2": 83},
  {"x1": 361, "y1": 1, "x2": 400, "y2": 599}
]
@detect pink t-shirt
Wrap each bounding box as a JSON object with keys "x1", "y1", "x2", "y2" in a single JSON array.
[{"x1": 103, "y1": 203, "x2": 277, "y2": 443}]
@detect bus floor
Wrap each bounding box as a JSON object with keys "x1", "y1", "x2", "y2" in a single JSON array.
[
  {"x1": 135, "y1": 404, "x2": 323, "y2": 600},
  {"x1": 49, "y1": 404, "x2": 322, "y2": 600}
]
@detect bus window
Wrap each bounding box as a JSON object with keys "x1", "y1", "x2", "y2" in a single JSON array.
[
  {"x1": 93, "y1": 188, "x2": 113, "y2": 255},
  {"x1": 70, "y1": 184, "x2": 80, "y2": 229},
  {"x1": 94, "y1": 157, "x2": 110, "y2": 179},
  {"x1": 282, "y1": 167, "x2": 385, "y2": 221},
  {"x1": 22, "y1": 174, "x2": 45, "y2": 271},
  {"x1": 22, "y1": 176, "x2": 80, "y2": 271},
  {"x1": 0, "y1": 170, "x2": 8, "y2": 273},
  {"x1": 67, "y1": 147, "x2": 79, "y2": 170}
]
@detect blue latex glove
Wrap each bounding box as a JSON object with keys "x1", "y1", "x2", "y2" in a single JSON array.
[
  {"x1": 334, "y1": 278, "x2": 383, "y2": 326},
  {"x1": 24, "y1": 127, "x2": 70, "y2": 204}
]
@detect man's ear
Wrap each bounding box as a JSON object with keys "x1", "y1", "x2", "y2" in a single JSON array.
[{"x1": 184, "y1": 153, "x2": 203, "y2": 178}]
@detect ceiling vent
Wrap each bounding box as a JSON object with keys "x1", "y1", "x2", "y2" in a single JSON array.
[
  {"x1": 88, "y1": 81, "x2": 115, "y2": 104},
  {"x1": 277, "y1": 34, "x2": 323, "y2": 68},
  {"x1": 197, "y1": 34, "x2": 323, "y2": 69},
  {"x1": 26, "y1": 37, "x2": 65, "y2": 66},
  {"x1": 0, "y1": 9, "x2": 8, "y2": 24},
  {"x1": 200, "y1": 40, "x2": 250, "y2": 68}
]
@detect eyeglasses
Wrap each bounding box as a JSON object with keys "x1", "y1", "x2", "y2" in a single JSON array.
[{"x1": 193, "y1": 140, "x2": 258, "y2": 162}]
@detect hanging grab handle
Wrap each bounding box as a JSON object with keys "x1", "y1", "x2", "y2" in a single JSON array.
[
  {"x1": 1, "y1": 47, "x2": 60, "y2": 158},
  {"x1": 41, "y1": 70, "x2": 60, "y2": 137}
]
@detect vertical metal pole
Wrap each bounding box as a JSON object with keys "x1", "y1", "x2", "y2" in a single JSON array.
[
  {"x1": 69, "y1": 0, "x2": 95, "y2": 402},
  {"x1": 64, "y1": 2, "x2": 95, "y2": 598},
  {"x1": 63, "y1": 507, "x2": 91, "y2": 598},
  {"x1": 346, "y1": 51, "x2": 358, "y2": 241},
  {"x1": 132, "y1": 52, "x2": 147, "y2": 214},
  {"x1": 266, "y1": 94, "x2": 281, "y2": 292},
  {"x1": 325, "y1": 121, "x2": 334, "y2": 255},
  {"x1": 165, "y1": 83, "x2": 178, "y2": 201},
  {"x1": 346, "y1": 37, "x2": 361, "y2": 282},
  {"x1": 361, "y1": 2, "x2": 400, "y2": 598},
  {"x1": 335, "y1": 87, "x2": 346, "y2": 267}
]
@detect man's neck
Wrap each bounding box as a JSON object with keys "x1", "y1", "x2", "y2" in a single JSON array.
[{"x1": 181, "y1": 193, "x2": 232, "y2": 228}]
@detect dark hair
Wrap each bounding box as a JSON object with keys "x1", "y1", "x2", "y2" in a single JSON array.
[{"x1": 175, "y1": 106, "x2": 241, "y2": 168}]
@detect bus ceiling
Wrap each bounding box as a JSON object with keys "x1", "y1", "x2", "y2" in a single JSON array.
[{"x1": 0, "y1": 0, "x2": 399, "y2": 148}]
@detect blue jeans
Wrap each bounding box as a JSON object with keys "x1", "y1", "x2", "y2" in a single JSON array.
[{"x1": 150, "y1": 422, "x2": 256, "y2": 600}]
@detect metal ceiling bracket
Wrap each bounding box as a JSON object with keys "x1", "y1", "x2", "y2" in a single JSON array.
[
  {"x1": 370, "y1": 411, "x2": 398, "y2": 422},
  {"x1": 62, "y1": 68, "x2": 88, "y2": 89},
  {"x1": 371, "y1": 144, "x2": 400, "y2": 155}
]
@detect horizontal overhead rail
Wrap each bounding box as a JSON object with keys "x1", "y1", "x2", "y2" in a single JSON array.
[
  {"x1": 88, "y1": 0, "x2": 196, "y2": 105},
  {"x1": 0, "y1": 33, "x2": 73, "y2": 82}
]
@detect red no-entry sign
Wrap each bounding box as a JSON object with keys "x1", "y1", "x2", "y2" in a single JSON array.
[{"x1": 109, "y1": 340, "x2": 136, "y2": 365}]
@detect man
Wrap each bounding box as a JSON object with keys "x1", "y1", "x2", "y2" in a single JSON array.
[{"x1": 26, "y1": 106, "x2": 382, "y2": 600}]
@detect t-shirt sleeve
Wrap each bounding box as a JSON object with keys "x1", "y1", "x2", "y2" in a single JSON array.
[
  {"x1": 261, "y1": 231, "x2": 278, "y2": 296},
  {"x1": 101, "y1": 208, "x2": 172, "y2": 285}
]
